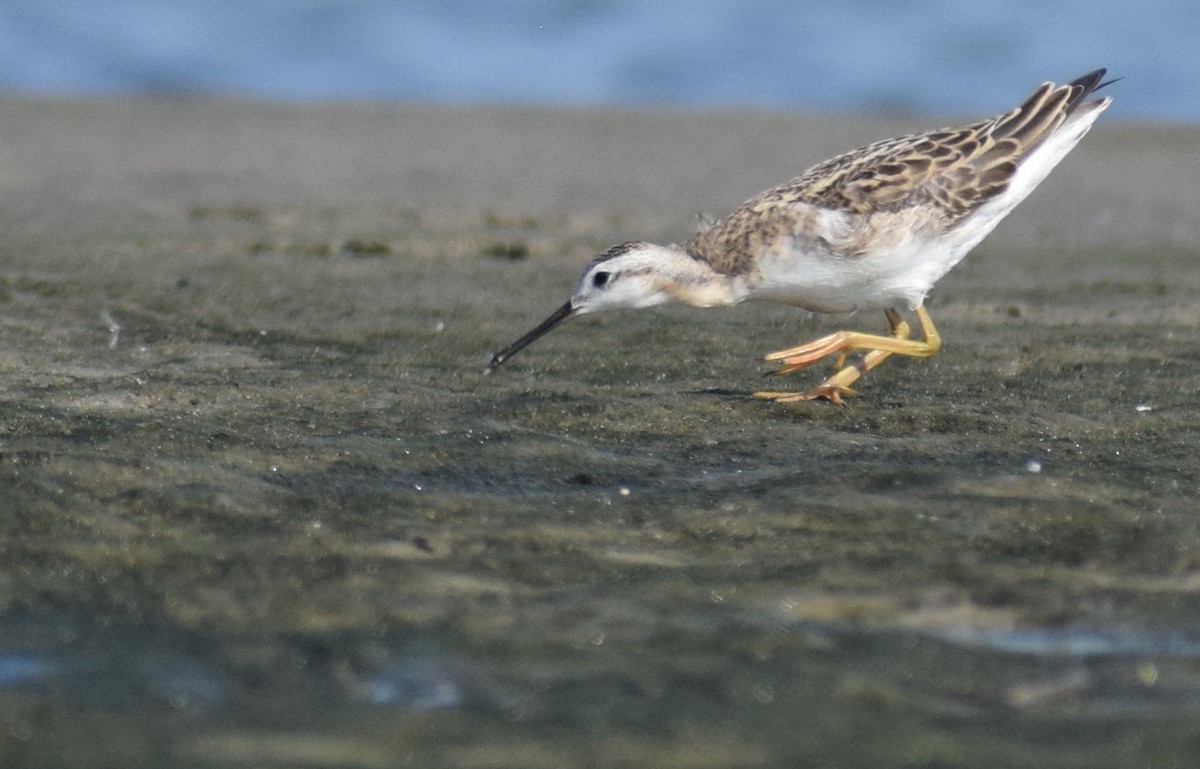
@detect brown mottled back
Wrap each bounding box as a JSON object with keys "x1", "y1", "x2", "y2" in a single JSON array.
[{"x1": 687, "y1": 70, "x2": 1110, "y2": 275}]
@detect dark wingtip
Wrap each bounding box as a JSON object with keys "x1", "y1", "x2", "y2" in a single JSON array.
[
  {"x1": 1066, "y1": 68, "x2": 1119, "y2": 111},
  {"x1": 1069, "y1": 68, "x2": 1107, "y2": 92}
]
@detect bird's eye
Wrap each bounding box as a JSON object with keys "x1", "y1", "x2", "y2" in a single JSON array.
[{"x1": 592, "y1": 271, "x2": 610, "y2": 287}]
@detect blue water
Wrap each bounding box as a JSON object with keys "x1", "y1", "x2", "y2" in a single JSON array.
[{"x1": 0, "y1": 1, "x2": 1194, "y2": 120}]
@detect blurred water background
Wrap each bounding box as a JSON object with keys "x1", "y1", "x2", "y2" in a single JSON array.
[{"x1": 0, "y1": 0, "x2": 1194, "y2": 120}]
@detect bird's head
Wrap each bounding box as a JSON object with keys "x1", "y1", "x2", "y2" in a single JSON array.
[
  {"x1": 486, "y1": 241, "x2": 682, "y2": 370},
  {"x1": 569, "y1": 241, "x2": 676, "y2": 316}
]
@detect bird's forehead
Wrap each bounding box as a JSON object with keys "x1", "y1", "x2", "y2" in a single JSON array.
[{"x1": 590, "y1": 241, "x2": 645, "y2": 267}]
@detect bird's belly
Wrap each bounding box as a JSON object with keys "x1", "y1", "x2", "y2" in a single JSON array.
[{"x1": 751, "y1": 237, "x2": 963, "y2": 313}]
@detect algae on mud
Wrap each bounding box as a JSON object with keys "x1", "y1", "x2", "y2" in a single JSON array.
[{"x1": 2, "y1": 97, "x2": 1200, "y2": 766}]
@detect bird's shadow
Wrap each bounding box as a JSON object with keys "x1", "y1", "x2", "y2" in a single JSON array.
[{"x1": 684, "y1": 387, "x2": 760, "y2": 401}]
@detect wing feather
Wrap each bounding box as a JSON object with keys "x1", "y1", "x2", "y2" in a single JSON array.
[{"x1": 687, "y1": 70, "x2": 1114, "y2": 272}]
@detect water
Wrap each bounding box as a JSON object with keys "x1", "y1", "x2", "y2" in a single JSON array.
[{"x1": 0, "y1": 0, "x2": 1196, "y2": 120}]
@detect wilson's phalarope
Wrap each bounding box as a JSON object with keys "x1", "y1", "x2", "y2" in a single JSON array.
[{"x1": 488, "y1": 70, "x2": 1115, "y2": 404}]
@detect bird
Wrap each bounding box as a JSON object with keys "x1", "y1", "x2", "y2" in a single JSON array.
[{"x1": 487, "y1": 69, "x2": 1115, "y2": 404}]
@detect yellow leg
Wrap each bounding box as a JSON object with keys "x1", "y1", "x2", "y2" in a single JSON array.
[{"x1": 754, "y1": 306, "x2": 941, "y2": 404}]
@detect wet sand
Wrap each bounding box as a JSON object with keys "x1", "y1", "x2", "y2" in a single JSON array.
[{"x1": 3, "y1": 97, "x2": 1200, "y2": 767}]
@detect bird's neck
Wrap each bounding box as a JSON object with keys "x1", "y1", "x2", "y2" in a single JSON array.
[{"x1": 653, "y1": 245, "x2": 749, "y2": 308}]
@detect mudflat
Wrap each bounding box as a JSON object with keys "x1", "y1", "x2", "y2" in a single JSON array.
[{"x1": 2, "y1": 97, "x2": 1200, "y2": 767}]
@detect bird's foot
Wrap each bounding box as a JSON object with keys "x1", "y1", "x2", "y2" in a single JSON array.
[
  {"x1": 753, "y1": 381, "x2": 858, "y2": 405},
  {"x1": 763, "y1": 332, "x2": 856, "y2": 376}
]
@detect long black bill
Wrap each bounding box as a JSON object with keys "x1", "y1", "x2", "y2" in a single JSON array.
[{"x1": 487, "y1": 301, "x2": 575, "y2": 370}]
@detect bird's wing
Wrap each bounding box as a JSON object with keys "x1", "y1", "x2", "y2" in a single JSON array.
[{"x1": 789, "y1": 69, "x2": 1112, "y2": 222}]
